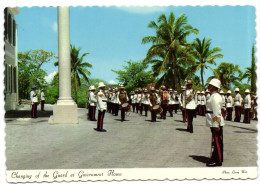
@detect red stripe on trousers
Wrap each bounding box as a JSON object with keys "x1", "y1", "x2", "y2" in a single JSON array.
[
  {"x1": 92, "y1": 106, "x2": 95, "y2": 120},
  {"x1": 214, "y1": 135, "x2": 222, "y2": 163},
  {"x1": 32, "y1": 103, "x2": 35, "y2": 117},
  {"x1": 186, "y1": 111, "x2": 189, "y2": 128},
  {"x1": 248, "y1": 109, "x2": 250, "y2": 123},
  {"x1": 100, "y1": 112, "x2": 103, "y2": 130}
]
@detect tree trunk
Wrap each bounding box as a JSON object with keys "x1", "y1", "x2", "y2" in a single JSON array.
[
  {"x1": 172, "y1": 54, "x2": 177, "y2": 90},
  {"x1": 201, "y1": 66, "x2": 204, "y2": 90},
  {"x1": 251, "y1": 45, "x2": 256, "y2": 93}
]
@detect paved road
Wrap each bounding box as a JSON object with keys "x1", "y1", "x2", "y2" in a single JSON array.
[{"x1": 5, "y1": 105, "x2": 257, "y2": 170}]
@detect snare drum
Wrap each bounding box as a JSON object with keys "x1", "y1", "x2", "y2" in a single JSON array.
[
  {"x1": 121, "y1": 103, "x2": 131, "y2": 112},
  {"x1": 152, "y1": 105, "x2": 163, "y2": 114}
]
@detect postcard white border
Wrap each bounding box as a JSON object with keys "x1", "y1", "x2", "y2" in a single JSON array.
[{"x1": 1, "y1": 0, "x2": 260, "y2": 184}]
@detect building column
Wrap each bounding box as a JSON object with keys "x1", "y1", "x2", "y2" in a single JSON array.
[{"x1": 49, "y1": 6, "x2": 78, "y2": 124}]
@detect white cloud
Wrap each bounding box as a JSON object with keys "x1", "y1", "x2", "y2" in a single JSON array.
[
  {"x1": 109, "y1": 80, "x2": 116, "y2": 84},
  {"x1": 52, "y1": 21, "x2": 58, "y2": 32},
  {"x1": 45, "y1": 71, "x2": 57, "y2": 83},
  {"x1": 117, "y1": 6, "x2": 167, "y2": 14}
]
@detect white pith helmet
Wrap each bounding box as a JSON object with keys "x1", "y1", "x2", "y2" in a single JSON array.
[
  {"x1": 245, "y1": 89, "x2": 250, "y2": 93},
  {"x1": 209, "y1": 78, "x2": 221, "y2": 89},
  {"x1": 227, "y1": 90, "x2": 231, "y2": 94},
  {"x1": 201, "y1": 91, "x2": 205, "y2": 94},
  {"x1": 98, "y1": 82, "x2": 105, "y2": 88},
  {"x1": 89, "y1": 85, "x2": 96, "y2": 91},
  {"x1": 235, "y1": 88, "x2": 240, "y2": 92}
]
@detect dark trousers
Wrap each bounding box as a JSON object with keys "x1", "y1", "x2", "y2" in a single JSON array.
[
  {"x1": 210, "y1": 127, "x2": 224, "y2": 163},
  {"x1": 173, "y1": 104, "x2": 179, "y2": 114},
  {"x1": 186, "y1": 109, "x2": 194, "y2": 132},
  {"x1": 221, "y1": 109, "x2": 226, "y2": 119},
  {"x1": 143, "y1": 104, "x2": 149, "y2": 116},
  {"x1": 201, "y1": 105, "x2": 206, "y2": 116},
  {"x1": 89, "y1": 106, "x2": 96, "y2": 121},
  {"x1": 121, "y1": 108, "x2": 125, "y2": 121},
  {"x1": 168, "y1": 104, "x2": 174, "y2": 117},
  {"x1": 140, "y1": 103, "x2": 143, "y2": 114},
  {"x1": 107, "y1": 102, "x2": 111, "y2": 113},
  {"x1": 132, "y1": 104, "x2": 136, "y2": 112},
  {"x1": 97, "y1": 110, "x2": 106, "y2": 130},
  {"x1": 151, "y1": 110, "x2": 156, "y2": 122},
  {"x1": 243, "y1": 108, "x2": 251, "y2": 123},
  {"x1": 182, "y1": 109, "x2": 186, "y2": 122},
  {"x1": 114, "y1": 104, "x2": 119, "y2": 116},
  {"x1": 135, "y1": 103, "x2": 140, "y2": 113},
  {"x1": 234, "y1": 106, "x2": 241, "y2": 122},
  {"x1": 197, "y1": 105, "x2": 201, "y2": 115},
  {"x1": 31, "y1": 102, "x2": 38, "y2": 118},
  {"x1": 161, "y1": 104, "x2": 168, "y2": 119},
  {"x1": 226, "y1": 108, "x2": 232, "y2": 121},
  {"x1": 41, "y1": 100, "x2": 45, "y2": 111},
  {"x1": 111, "y1": 103, "x2": 115, "y2": 114}
]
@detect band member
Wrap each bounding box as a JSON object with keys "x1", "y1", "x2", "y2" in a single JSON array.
[
  {"x1": 40, "y1": 89, "x2": 45, "y2": 111},
  {"x1": 136, "y1": 89, "x2": 142, "y2": 113},
  {"x1": 220, "y1": 90, "x2": 226, "y2": 119},
  {"x1": 253, "y1": 95, "x2": 258, "y2": 120},
  {"x1": 173, "y1": 90, "x2": 179, "y2": 114},
  {"x1": 206, "y1": 78, "x2": 224, "y2": 167},
  {"x1": 88, "y1": 85, "x2": 97, "y2": 121},
  {"x1": 200, "y1": 91, "x2": 206, "y2": 116},
  {"x1": 168, "y1": 89, "x2": 175, "y2": 117},
  {"x1": 134, "y1": 90, "x2": 139, "y2": 112},
  {"x1": 243, "y1": 89, "x2": 251, "y2": 124},
  {"x1": 130, "y1": 91, "x2": 136, "y2": 112},
  {"x1": 149, "y1": 87, "x2": 158, "y2": 122},
  {"x1": 110, "y1": 88, "x2": 116, "y2": 115},
  {"x1": 196, "y1": 91, "x2": 201, "y2": 115},
  {"x1": 205, "y1": 89, "x2": 211, "y2": 103},
  {"x1": 234, "y1": 88, "x2": 242, "y2": 122},
  {"x1": 183, "y1": 80, "x2": 196, "y2": 133},
  {"x1": 226, "y1": 90, "x2": 233, "y2": 121},
  {"x1": 140, "y1": 89, "x2": 144, "y2": 115},
  {"x1": 179, "y1": 86, "x2": 186, "y2": 122},
  {"x1": 142, "y1": 89, "x2": 150, "y2": 116},
  {"x1": 106, "y1": 88, "x2": 112, "y2": 113},
  {"x1": 114, "y1": 87, "x2": 120, "y2": 116},
  {"x1": 160, "y1": 85, "x2": 169, "y2": 119},
  {"x1": 118, "y1": 85, "x2": 129, "y2": 121},
  {"x1": 30, "y1": 85, "x2": 38, "y2": 118},
  {"x1": 94, "y1": 82, "x2": 107, "y2": 132}
]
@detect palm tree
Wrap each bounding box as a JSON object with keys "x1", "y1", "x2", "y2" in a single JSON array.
[
  {"x1": 251, "y1": 44, "x2": 256, "y2": 92},
  {"x1": 188, "y1": 38, "x2": 223, "y2": 90},
  {"x1": 55, "y1": 44, "x2": 92, "y2": 104},
  {"x1": 207, "y1": 62, "x2": 242, "y2": 90},
  {"x1": 142, "y1": 12, "x2": 199, "y2": 90},
  {"x1": 241, "y1": 67, "x2": 252, "y2": 83}
]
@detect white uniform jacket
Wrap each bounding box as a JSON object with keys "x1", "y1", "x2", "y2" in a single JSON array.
[
  {"x1": 173, "y1": 94, "x2": 179, "y2": 104},
  {"x1": 97, "y1": 90, "x2": 107, "y2": 112},
  {"x1": 183, "y1": 89, "x2": 197, "y2": 110},
  {"x1": 130, "y1": 95, "x2": 135, "y2": 104},
  {"x1": 206, "y1": 93, "x2": 211, "y2": 102},
  {"x1": 206, "y1": 91, "x2": 225, "y2": 128},
  {"x1": 30, "y1": 90, "x2": 38, "y2": 104},
  {"x1": 244, "y1": 94, "x2": 251, "y2": 109},
  {"x1": 226, "y1": 96, "x2": 233, "y2": 108},
  {"x1": 197, "y1": 95, "x2": 201, "y2": 105},
  {"x1": 200, "y1": 95, "x2": 206, "y2": 106},
  {"x1": 114, "y1": 92, "x2": 120, "y2": 104},
  {"x1": 134, "y1": 94, "x2": 138, "y2": 104},
  {"x1": 168, "y1": 94, "x2": 175, "y2": 105},
  {"x1": 89, "y1": 91, "x2": 97, "y2": 106},
  {"x1": 221, "y1": 95, "x2": 226, "y2": 109},
  {"x1": 142, "y1": 94, "x2": 150, "y2": 105},
  {"x1": 137, "y1": 94, "x2": 142, "y2": 103},
  {"x1": 179, "y1": 93, "x2": 184, "y2": 107},
  {"x1": 234, "y1": 93, "x2": 242, "y2": 106},
  {"x1": 41, "y1": 92, "x2": 45, "y2": 101}
]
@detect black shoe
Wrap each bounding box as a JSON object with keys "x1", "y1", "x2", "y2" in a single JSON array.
[
  {"x1": 206, "y1": 162, "x2": 222, "y2": 167},
  {"x1": 94, "y1": 128, "x2": 107, "y2": 132},
  {"x1": 190, "y1": 130, "x2": 193, "y2": 133}
]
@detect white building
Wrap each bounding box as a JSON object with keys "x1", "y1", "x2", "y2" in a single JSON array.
[{"x1": 4, "y1": 7, "x2": 19, "y2": 110}]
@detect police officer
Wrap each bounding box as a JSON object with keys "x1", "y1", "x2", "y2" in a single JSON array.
[
  {"x1": 94, "y1": 82, "x2": 107, "y2": 132},
  {"x1": 226, "y1": 90, "x2": 233, "y2": 121},
  {"x1": 114, "y1": 87, "x2": 120, "y2": 116},
  {"x1": 243, "y1": 89, "x2": 251, "y2": 124},
  {"x1": 30, "y1": 85, "x2": 38, "y2": 118},
  {"x1": 206, "y1": 78, "x2": 224, "y2": 167},
  {"x1": 196, "y1": 91, "x2": 201, "y2": 115},
  {"x1": 142, "y1": 89, "x2": 150, "y2": 116},
  {"x1": 130, "y1": 91, "x2": 135, "y2": 112},
  {"x1": 136, "y1": 89, "x2": 142, "y2": 113},
  {"x1": 107, "y1": 88, "x2": 112, "y2": 113},
  {"x1": 149, "y1": 87, "x2": 157, "y2": 122},
  {"x1": 133, "y1": 90, "x2": 138, "y2": 112},
  {"x1": 205, "y1": 89, "x2": 211, "y2": 103},
  {"x1": 173, "y1": 90, "x2": 179, "y2": 114},
  {"x1": 179, "y1": 86, "x2": 186, "y2": 122},
  {"x1": 220, "y1": 90, "x2": 226, "y2": 119},
  {"x1": 118, "y1": 85, "x2": 129, "y2": 121},
  {"x1": 200, "y1": 91, "x2": 206, "y2": 116},
  {"x1": 160, "y1": 86, "x2": 169, "y2": 120},
  {"x1": 168, "y1": 89, "x2": 175, "y2": 117},
  {"x1": 40, "y1": 89, "x2": 45, "y2": 111},
  {"x1": 234, "y1": 88, "x2": 243, "y2": 122},
  {"x1": 88, "y1": 85, "x2": 97, "y2": 121},
  {"x1": 183, "y1": 80, "x2": 196, "y2": 133}
]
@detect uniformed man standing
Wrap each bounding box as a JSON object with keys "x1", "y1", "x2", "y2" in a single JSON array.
[
  {"x1": 30, "y1": 85, "x2": 38, "y2": 118},
  {"x1": 243, "y1": 89, "x2": 251, "y2": 124},
  {"x1": 196, "y1": 91, "x2": 201, "y2": 116},
  {"x1": 114, "y1": 87, "x2": 120, "y2": 116},
  {"x1": 88, "y1": 85, "x2": 97, "y2": 121},
  {"x1": 179, "y1": 86, "x2": 186, "y2": 122},
  {"x1": 130, "y1": 91, "x2": 136, "y2": 112},
  {"x1": 220, "y1": 90, "x2": 226, "y2": 119},
  {"x1": 234, "y1": 88, "x2": 242, "y2": 122},
  {"x1": 133, "y1": 90, "x2": 138, "y2": 112},
  {"x1": 206, "y1": 78, "x2": 224, "y2": 167},
  {"x1": 200, "y1": 91, "x2": 206, "y2": 116},
  {"x1": 226, "y1": 90, "x2": 233, "y2": 121},
  {"x1": 173, "y1": 90, "x2": 179, "y2": 114},
  {"x1": 40, "y1": 89, "x2": 45, "y2": 111},
  {"x1": 160, "y1": 85, "x2": 169, "y2": 120},
  {"x1": 140, "y1": 89, "x2": 145, "y2": 115},
  {"x1": 149, "y1": 87, "x2": 157, "y2": 122},
  {"x1": 168, "y1": 89, "x2": 175, "y2": 117},
  {"x1": 107, "y1": 88, "x2": 112, "y2": 113},
  {"x1": 183, "y1": 80, "x2": 196, "y2": 133},
  {"x1": 94, "y1": 82, "x2": 107, "y2": 132},
  {"x1": 142, "y1": 89, "x2": 150, "y2": 116},
  {"x1": 205, "y1": 89, "x2": 211, "y2": 103},
  {"x1": 118, "y1": 85, "x2": 129, "y2": 121},
  {"x1": 136, "y1": 89, "x2": 142, "y2": 113}
]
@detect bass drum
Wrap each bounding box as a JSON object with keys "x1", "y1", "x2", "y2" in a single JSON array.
[
  {"x1": 121, "y1": 103, "x2": 131, "y2": 112},
  {"x1": 152, "y1": 105, "x2": 163, "y2": 114}
]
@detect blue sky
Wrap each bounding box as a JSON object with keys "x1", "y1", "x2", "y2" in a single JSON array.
[{"x1": 15, "y1": 6, "x2": 256, "y2": 84}]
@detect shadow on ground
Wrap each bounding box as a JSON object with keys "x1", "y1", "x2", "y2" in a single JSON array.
[
  {"x1": 5, "y1": 110, "x2": 53, "y2": 118},
  {"x1": 189, "y1": 155, "x2": 210, "y2": 164}
]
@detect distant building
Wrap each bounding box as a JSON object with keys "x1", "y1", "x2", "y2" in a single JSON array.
[{"x1": 4, "y1": 7, "x2": 19, "y2": 110}]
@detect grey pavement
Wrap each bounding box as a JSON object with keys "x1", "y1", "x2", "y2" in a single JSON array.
[{"x1": 5, "y1": 104, "x2": 257, "y2": 170}]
